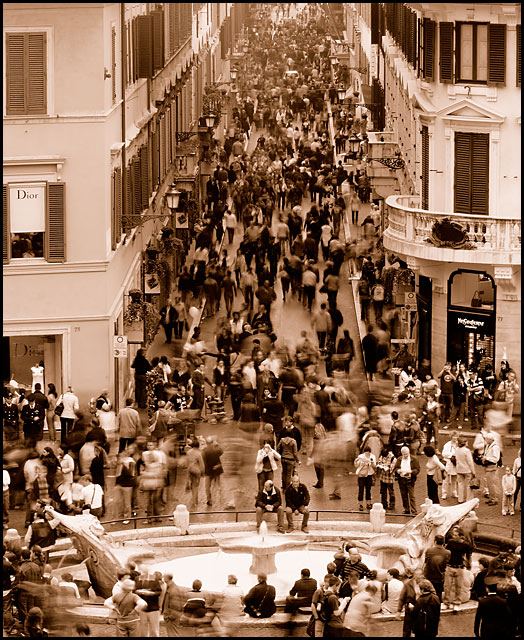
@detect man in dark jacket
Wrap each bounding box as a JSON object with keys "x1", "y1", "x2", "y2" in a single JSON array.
[
  {"x1": 27, "y1": 384, "x2": 49, "y2": 412},
  {"x1": 362, "y1": 324, "x2": 378, "y2": 381},
  {"x1": 474, "y1": 582, "x2": 514, "y2": 638},
  {"x1": 21, "y1": 400, "x2": 45, "y2": 446},
  {"x1": 159, "y1": 298, "x2": 178, "y2": 344},
  {"x1": 423, "y1": 534, "x2": 450, "y2": 601},
  {"x1": 285, "y1": 475, "x2": 310, "y2": 532},
  {"x1": 255, "y1": 479, "x2": 286, "y2": 533},
  {"x1": 411, "y1": 579, "x2": 441, "y2": 638},
  {"x1": 201, "y1": 436, "x2": 223, "y2": 507},
  {"x1": 284, "y1": 568, "x2": 317, "y2": 613},
  {"x1": 243, "y1": 573, "x2": 276, "y2": 618},
  {"x1": 393, "y1": 446, "x2": 421, "y2": 514}
]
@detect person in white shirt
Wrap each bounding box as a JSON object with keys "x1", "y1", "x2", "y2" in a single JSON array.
[
  {"x1": 441, "y1": 432, "x2": 459, "y2": 500},
  {"x1": 224, "y1": 211, "x2": 237, "y2": 244},
  {"x1": 221, "y1": 574, "x2": 245, "y2": 618},
  {"x1": 58, "y1": 386, "x2": 79, "y2": 444},
  {"x1": 354, "y1": 447, "x2": 377, "y2": 511},
  {"x1": 482, "y1": 433, "x2": 502, "y2": 506},
  {"x1": 336, "y1": 583, "x2": 377, "y2": 637},
  {"x1": 79, "y1": 474, "x2": 104, "y2": 518},
  {"x1": 381, "y1": 568, "x2": 404, "y2": 614},
  {"x1": 58, "y1": 572, "x2": 81, "y2": 599}
]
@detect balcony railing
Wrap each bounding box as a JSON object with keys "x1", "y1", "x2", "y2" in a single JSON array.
[{"x1": 384, "y1": 195, "x2": 521, "y2": 264}]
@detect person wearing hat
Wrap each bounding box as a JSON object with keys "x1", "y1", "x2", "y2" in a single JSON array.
[
  {"x1": 393, "y1": 446, "x2": 420, "y2": 515},
  {"x1": 104, "y1": 578, "x2": 147, "y2": 636},
  {"x1": 3, "y1": 393, "x2": 19, "y2": 442},
  {"x1": 482, "y1": 433, "x2": 502, "y2": 506}
]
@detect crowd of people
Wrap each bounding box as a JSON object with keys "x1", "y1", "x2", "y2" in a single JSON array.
[{"x1": 2, "y1": 2, "x2": 521, "y2": 637}]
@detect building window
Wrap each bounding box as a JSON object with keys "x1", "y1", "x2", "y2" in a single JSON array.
[
  {"x1": 457, "y1": 22, "x2": 488, "y2": 83},
  {"x1": 421, "y1": 126, "x2": 429, "y2": 210},
  {"x1": 3, "y1": 182, "x2": 65, "y2": 263},
  {"x1": 454, "y1": 132, "x2": 489, "y2": 215},
  {"x1": 5, "y1": 32, "x2": 47, "y2": 115}
]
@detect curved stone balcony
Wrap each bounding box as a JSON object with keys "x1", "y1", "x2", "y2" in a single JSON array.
[{"x1": 383, "y1": 195, "x2": 521, "y2": 266}]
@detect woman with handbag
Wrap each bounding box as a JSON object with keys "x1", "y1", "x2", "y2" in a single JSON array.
[
  {"x1": 441, "y1": 432, "x2": 459, "y2": 500},
  {"x1": 243, "y1": 573, "x2": 276, "y2": 618},
  {"x1": 423, "y1": 445, "x2": 446, "y2": 505}
]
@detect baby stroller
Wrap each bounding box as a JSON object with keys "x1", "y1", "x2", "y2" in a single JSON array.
[{"x1": 204, "y1": 395, "x2": 227, "y2": 424}]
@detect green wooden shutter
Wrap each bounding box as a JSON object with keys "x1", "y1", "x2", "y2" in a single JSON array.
[
  {"x1": 3, "y1": 185, "x2": 10, "y2": 264},
  {"x1": 517, "y1": 24, "x2": 521, "y2": 87},
  {"x1": 488, "y1": 24, "x2": 506, "y2": 84},
  {"x1": 6, "y1": 34, "x2": 26, "y2": 115},
  {"x1": 151, "y1": 9, "x2": 164, "y2": 71},
  {"x1": 423, "y1": 19, "x2": 436, "y2": 81},
  {"x1": 439, "y1": 22, "x2": 454, "y2": 83},
  {"x1": 137, "y1": 14, "x2": 153, "y2": 78},
  {"x1": 45, "y1": 183, "x2": 65, "y2": 263},
  {"x1": 421, "y1": 126, "x2": 429, "y2": 210},
  {"x1": 470, "y1": 134, "x2": 489, "y2": 216}
]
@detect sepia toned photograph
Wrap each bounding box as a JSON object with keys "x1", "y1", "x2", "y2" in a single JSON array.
[{"x1": 3, "y1": 3, "x2": 521, "y2": 637}]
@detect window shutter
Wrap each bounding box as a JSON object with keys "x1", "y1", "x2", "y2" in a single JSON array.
[
  {"x1": 152, "y1": 9, "x2": 164, "y2": 71},
  {"x1": 421, "y1": 126, "x2": 429, "y2": 210},
  {"x1": 439, "y1": 22, "x2": 454, "y2": 83},
  {"x1": 6, "y1": 33, "x2": 26, "y2": 115},
  {"x1": 132, "y1": 17, "x2": 138, "y2": 82},
  {"x1": 517, "y1": 24, "x2": 521, "y2": 87},
  {"x1": 470, "y1": 134, "x2": 489, "y2": 215},
  {"x1": 3, "y1": 185, "x2": 10, "y2": 264},
  {"x1": 111, "y1": 170, "x2": 117, "y2": 251},
  {"x1": 488, "y1": 24, "x2": 506, "y2": 84},
  {"x1": 111, "y1": 27, "x2": 117, "y2": 103},
  {"x1": 140, "y1": 145, "x2": 149, "y2": 210},
  {"x1": 125, "y1": 165, "x2": 132, "y2": 225},
  {"x1": 454, "y1": 132, "x2": 489, "y2": 215},
  {"x1": 152, "y1": 128, "x2": 160, "y2": 190},
  {"x1": 45, "y1": 183, "x2": 65, "y2": 263},
  {"x1": 27, "y1": 33, "x2": 47, "y2": 114},
  {"x1": 423, "y1": 19, "x2": 436, "y2": 81},
  {"x1": 167, "y1": 3, "x2": 176, "y2": 57},
  {"x1": 115, "y1": 166, "x2": 122, "y2": 239},
  {"x1": 132, "y1": 157, "x2": 141, "y2": 214},
  {"x1": 137, "y1": 14, "x2": 153, "y2": 79},
  {"x1": 454, "y1": 133, "x2": 472, "y2": 214}
]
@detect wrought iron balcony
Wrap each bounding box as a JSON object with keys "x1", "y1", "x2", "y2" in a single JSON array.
[{"x1": 383, "y1": 195, "x2": 521, "y2": 266}]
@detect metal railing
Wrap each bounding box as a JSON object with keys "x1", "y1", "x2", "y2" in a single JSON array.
[{"x1": 100, "y1": 509, "x2": 520, "y2": 541}]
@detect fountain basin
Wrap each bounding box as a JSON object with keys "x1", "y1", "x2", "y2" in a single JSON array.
[{"x1": 217, "y1": 533, "x2": 308, "y2": 575}]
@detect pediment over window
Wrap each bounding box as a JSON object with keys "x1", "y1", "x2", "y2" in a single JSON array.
[{"x1": 436, "y1": 99, "x2": 505, "y2": 123}]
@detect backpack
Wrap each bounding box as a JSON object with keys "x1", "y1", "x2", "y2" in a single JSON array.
[
  {"x1": 358, "y1": 280, "x2": 370, "y2": 297},
  {"x1": 373, "y1": 284, "x2": 385, "y2": 302},
  {"x1": 318, "y1": 590, "x2": 332, "y2": 622}
]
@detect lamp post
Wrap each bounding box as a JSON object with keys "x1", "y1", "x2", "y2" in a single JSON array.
[
  {"x1": 165, "y1": 186, "x2": 181, "y2": 273},
  {"x1": 347, "y1": 135, "x2": 361, "y2": 160},
  {"x1": 337, "y1": 87, "x2": 346, "y2": 104}
]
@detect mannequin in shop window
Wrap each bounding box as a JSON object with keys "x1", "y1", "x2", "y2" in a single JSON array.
[{"x1": 31, "y1": 361, "x2": 44, "y2": 393}]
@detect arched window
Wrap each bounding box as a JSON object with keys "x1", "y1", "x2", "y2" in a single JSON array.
[{"x1": 448, "y1": 270, "x2": 495, "y2": 310}]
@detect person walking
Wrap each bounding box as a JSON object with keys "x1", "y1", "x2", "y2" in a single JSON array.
[
  {"x1": 481, "y1": 433, "x2": 502, "y2": 506},
  {"x1": 185, "y1": 440, "x2": 205, "y2": 511},
  {"x1": 362, "y1": 325, "x2": 378, "y2": 382},
  {"x1": 173, "y1": 296, "x2": 187, "y2": 340},
  {"x1": 501, "y1": 466, "x2": 516, "y2": 516},
  {"x1": 116, "y1": 399, "x2": 141, "y2": 453},
  {"x1": 441, "y1": 432, "x2": 459, "y2": 500},
  {"x1": 161, "y1": 574, "x2": 185, "y2": 637},
  {"x1": 202, "y1": 436, "x2": 223, "y2": 507},
  {"x1": 139, "y1": 441, "x2": 165, "y2": 523},
  {"x1": 115, "y1": 448, "x2": 137, "y2": 525},
  {"x1": 134, "y1": 566, "x2": 163, "y2": 637},
  {"x1": 159, "y1": 298, "x2": 178, "y2": 344},
  {"x1": 131, "y1": 350, "x2": 151, "y2": 409},
  {"x1": 311, "y1": 303, "x2": 332, "y2": 349},
  {"x1": 57, "y1": 386, "x2": 79, "y2": 444}
]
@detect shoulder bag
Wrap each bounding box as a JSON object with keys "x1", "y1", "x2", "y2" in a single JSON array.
[
  {"x1": 54, "y1": 397, "x2": 64, "y2": 417},
  {"x1": 246, "y1": 585, "x2": 269, "y2": 618}
]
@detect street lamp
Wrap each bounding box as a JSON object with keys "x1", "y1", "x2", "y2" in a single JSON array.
[
  {"x1": 337, "y1": 87, "x2": 346, "y2": 102},
  {"x1": 204, "y1": 113, "x2": 217, "y2": 129},
  {"x1": 230, "y1": 69, "x2": 237, "y2": 81},
  {"x1": 165, "y1": 186, "x2": 181, "y2": 212}
]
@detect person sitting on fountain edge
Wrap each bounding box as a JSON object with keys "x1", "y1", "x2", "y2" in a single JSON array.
[
  {"x1": 285, "y1": 568, "x2": 318, "y2": 614},
  {"x1": 255, "y1": 479, "x2": 286, "y2": 534},
  {"x1": 243, "y1": 573, "x2": 277, "y2": 618},
  {"x1": 285, "y1": 474, "x2": 310, "y2": 533}
]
